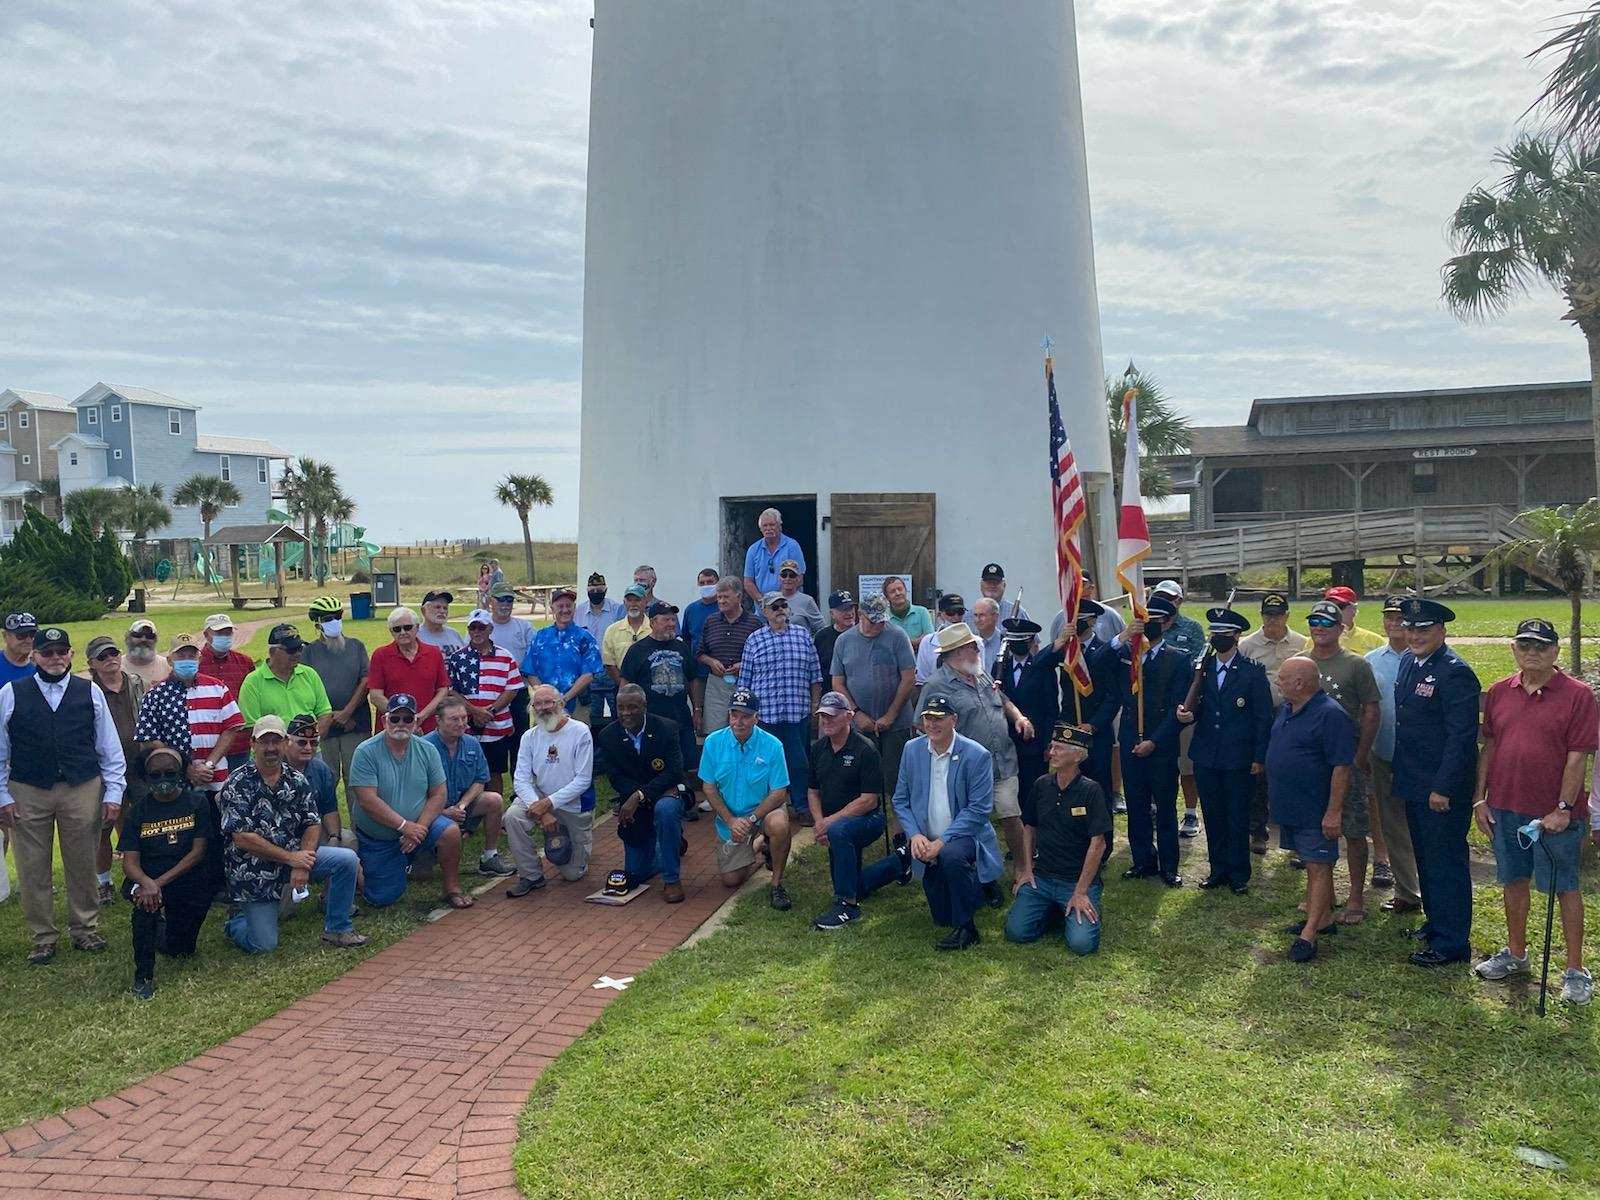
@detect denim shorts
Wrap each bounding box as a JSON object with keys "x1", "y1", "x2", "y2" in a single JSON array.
[
  {"x1": 1491, "y1": 810, "x2": 1582, "y2": 894},
  {"x1": 357, "y1": 814, "x2": 457, "y2": 906},
  {"x1": 1279, "y1": 824, "x2": 1339, "y2": 864}
]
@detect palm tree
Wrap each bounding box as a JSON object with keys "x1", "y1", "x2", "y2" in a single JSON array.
[
  {"x1": 121, "y1": 483, "x2": 171, "y2": 578},
  {"x1": 1442, "y1": 135, "x2": 1600, "y2": 489},
  {"x1": 64, "y1": 487, "x2": 128, "y2": 536},
  {"x1": 282, "y1": 457, "x2": 347, "y2": 582},
  {"x1": 312, "y1": 492, "x2": 355, "y2": 586},
  {"x1": 1498, "y1": 500, "x2": 1600, "y2": 671},
  {"x1": 1106, "y1": 366, "x2": 1191, "y2": 503},
  {"x1": 172, "y1": 473, "x2": 243, "y2": 546},
  {"x1": 1531, "y1": 4, "x2": 1600, "y2": 142},
  {"x1": 494, "y1": 474, "x2": 554, "y2": 584}
]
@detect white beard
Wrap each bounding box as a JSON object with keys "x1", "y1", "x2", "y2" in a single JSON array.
[
  {"x1": 388, "y1": 729, "x2": 412, "y2": 744},
  {"x1": 538, "y1": 713, "x2": 563, "y2": 733}
]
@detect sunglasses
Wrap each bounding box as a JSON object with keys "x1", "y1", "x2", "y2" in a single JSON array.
[
  {"x1": 391, "y1": 624, "x2": 416, "y2": 633},
  {"x1": 388, "y1": 712, "x2": 416, "y2": 724},
  {"x1": 779, "y1": 571, "x2": 798, "y2": 579},
  {"x1": 769, "y1": 602, "x2": 789, "y2": 611},
  {"x1": 1306, "y1": 618, "x2": 1338, "y2": 629},
  {"x1": 1512, "y1": 639, "x2": 1553, "y2": 651},
  {"x1": 146, "y1": 770, "x2": 183, "y2": 786},
  {"x1": 92, "y1": 648, "x2": 120, "y2": 662},
  {"x1": 35, "y1": 646, "x2": 71, "y2": 658},
  {"x1": 291, "y1": 735, "x2": 320, "y2": 748}
]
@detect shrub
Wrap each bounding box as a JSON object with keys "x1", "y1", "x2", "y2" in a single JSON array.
[{"x1": 0, "y1": 510, "x2": 134, "y2": 621}]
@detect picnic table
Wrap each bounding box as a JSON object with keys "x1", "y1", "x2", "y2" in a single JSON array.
[{"x1": 514, "y1": 585, "x2": 568, "y2": 617}]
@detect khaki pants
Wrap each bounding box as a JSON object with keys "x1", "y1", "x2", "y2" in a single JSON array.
[
  {"x1": 1370, "y1": 756, "x2": 1420, "y2": 903},
  {"x1": 12, "y1": 777, "x2": 103, "y2": 949},
  {"x1": 0, "y1": 828, "x2": 11, "y2": 902},
  {"x1": 702, "y1": 674, "x2": 736, "y2": 733},
  {"x1": 320, "y1": 728, "x2": 366, "y2": 793},
  {"x1": 505, "y1": 803, "x2": 594, "y2": 882}
]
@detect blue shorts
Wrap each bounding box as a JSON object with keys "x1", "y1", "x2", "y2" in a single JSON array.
[
  {"x1": 1279, "y1": 824, "x2": 1339, "y2": 865},
  {"x1": 357, "y1": 814, "x2": 457, "y2": 907},
  {"x1": 1491, "y1": 811, "x2": 1582, "y2": 894}
]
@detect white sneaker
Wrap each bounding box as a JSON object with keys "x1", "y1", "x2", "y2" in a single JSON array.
[
  {"x1": 1474, "y1": 947, "x2": 1530, "y2": 981},
  {"x1": 1561, "y1": 967, "x2": 1594, "y2": 1005}
]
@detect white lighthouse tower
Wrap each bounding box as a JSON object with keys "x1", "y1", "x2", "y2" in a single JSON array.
[{"x1": 578, "y1": 1, "x2": 1115, "y2": 614}]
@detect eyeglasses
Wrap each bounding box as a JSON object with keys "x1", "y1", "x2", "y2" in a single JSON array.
[
  {"x1": 291, "y1": 736, "x2": 320, "y2": 748},
  {"x1": 1512, "y1": 639, "x2": 1553, "y2": 652},
  {"x1": 391, "y1": 624, "x2": 416, "y2": 633},
  {"x1": 35, "y1": 647, "x2": 71, "y2": 659},
  {"x1": 388, "y1": 713, "x2": 416, "y2": 724}
]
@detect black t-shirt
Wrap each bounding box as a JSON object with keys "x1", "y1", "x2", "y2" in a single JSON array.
[
  {"x1": 1022, "y1": 772, "x2": 1112, "y2": 883},
  {"x1": 621, "y1": 637, "x2": 697, "y2": 726},
  {"x1": 118, "y1": 789, "x2": 207, "y2": 877},
  {"x1": 814, "y1": 626, "x2": 847, "y2": 680},
  {"x1": 807, "y1": 730, "x2": 882, "y2": 817}
]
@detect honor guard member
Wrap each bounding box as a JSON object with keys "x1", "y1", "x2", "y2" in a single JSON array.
[
  {"x1": 1114, "y1": 595, "x2": 1191, "y2": 886},
  {"x1": 996, "y1": 618, "x2": 1066, "y2": 798},
  {"x1": 1177, "y1": 608, "x2": 1272, "y2": 894},
  {"x1": 1391, "y1": 597, "x2": 1481, "y2": 968},
  {"x1": 1066, "y1": 598, "x2": 1122, "y2": 801}
]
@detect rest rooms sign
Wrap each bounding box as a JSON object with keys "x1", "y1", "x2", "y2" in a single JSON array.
[
  {"x1": 1412, "y1": 448, "x2": 1477, "y2": 460},
  {"x1": 858, "y1": 574, "x2": 910, "y2": 601}
]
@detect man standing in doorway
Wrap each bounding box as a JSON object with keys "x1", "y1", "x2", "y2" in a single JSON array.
[{"x1": 743, "y1": 508, "x2": 806, "y2": 604}]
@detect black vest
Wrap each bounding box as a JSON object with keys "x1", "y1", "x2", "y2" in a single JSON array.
[{"x1": 8, "y1": 675, "x2": 101, "y2": 790}]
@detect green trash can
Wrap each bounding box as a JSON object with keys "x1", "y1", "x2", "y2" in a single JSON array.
[{"x1": 349, "y1": 591, "x2": 373, "y2": 621}]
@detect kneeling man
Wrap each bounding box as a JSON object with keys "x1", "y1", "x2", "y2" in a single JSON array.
[
  {"x1": 1004, "y1": 724, "x2": 1111, "y2": 956},
  {"x1": 700, "y1": 687, "x2": 793, "y2": 910},
  {"x1": 596, "y1": 684, "x2": 688, "y2": 902},
  {"x1": 891, "y1": 694, "x2": 1001, "y2": 950},
  {"x1": 505, "y1": 685, "x2": 596, "y2": 894}
]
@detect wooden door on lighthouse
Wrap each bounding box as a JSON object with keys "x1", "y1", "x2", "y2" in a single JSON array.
[{"x1": 828, "y1": 493, "x2": 937, "y2": 608}]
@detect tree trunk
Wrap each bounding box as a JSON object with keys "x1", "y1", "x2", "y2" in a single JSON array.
[
  {"x1": 315, "y1": 520, "x2": 328, "y2": 586},
  {"x1": 519, "y1": 513, "x2": 536, "y2": 585},
  {"x1": 301, "y1": 514, "x2": 313, "y2": 580},
  {"x1": 1571, "y1": 588, "x2": 1584, "y2": 675}
]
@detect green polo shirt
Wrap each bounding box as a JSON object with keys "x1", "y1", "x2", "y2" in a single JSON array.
[{"x1": 237, "y1": 662, "x2": 333, "y2": 725}]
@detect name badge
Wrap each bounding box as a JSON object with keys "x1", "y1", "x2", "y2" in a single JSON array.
[{"x1": 1070, "y1": 806, "x2": 1087, "y2": 817}]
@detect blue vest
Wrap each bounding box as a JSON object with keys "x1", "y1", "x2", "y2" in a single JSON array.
[{"x1": 8, "y1": 676, "x2": 100, "y2": 790}]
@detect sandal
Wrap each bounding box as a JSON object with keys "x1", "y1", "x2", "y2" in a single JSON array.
[
  {"x1": 443, "y1": 891, "x2": 475, "y2": 910},
  {"x1": 1337, "y1": 907, "x2": 1366, "y2": 925}
]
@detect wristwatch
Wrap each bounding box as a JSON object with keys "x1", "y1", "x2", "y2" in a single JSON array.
[{"x1": 1558, "y1": 801, "x2": 1575, "y2": 813}]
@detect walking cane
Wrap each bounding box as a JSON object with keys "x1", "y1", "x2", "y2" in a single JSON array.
[{"x1": 1521, "y1": 820, "x2": 1560, "y2": 1017}]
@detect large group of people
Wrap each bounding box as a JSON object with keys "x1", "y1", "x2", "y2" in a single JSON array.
[{"x1": 0, "y1": 507, "x2": 1596, "y2": 1006}]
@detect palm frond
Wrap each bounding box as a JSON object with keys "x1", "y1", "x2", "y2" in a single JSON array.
[
  {"x1": 1529, "y1": 3, "x2": 1600, "y2": 142},
  {"x1": 1441, "y1": 248, "x2": 1538, "y2": 319}
]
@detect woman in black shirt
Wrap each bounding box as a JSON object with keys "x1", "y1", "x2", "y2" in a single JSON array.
[{"x1": 120, "y1": 744, "x2": 212, "y2": 999}]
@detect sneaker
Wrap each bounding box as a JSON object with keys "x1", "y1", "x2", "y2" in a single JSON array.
[
  {"x1": 1561, "y1": 967, "x2": 1594, "y2": 1005},
  {"x1": 71, "y1": 933, "x2": 107, "y2": 952},
  {"x1": 25, "y1": 945, "x2": 55, "y2": 966},
  {"x1": 1371, "y1": 861, "x2": 1394, "y2": 889},
  {"x1": 1250, "y1": 836, "x2": 1268, "y2": 856},
  {"x1": 477, "y1": 850, "x2": 514, "y2": 877},
  {"x1": 506, "y1": 876, "x2": 546, "y2": 898},
  {"x1": 1179, "y1": 812, "x2": 1199, "y2": 838},
  {"x1": 321, "y1": 930, "x2": 370, "y2": 949},
  {"x1": 1288, "y1": 936, "x2": 1317, "y2": 963},
  {"x1": 769, "y1": 884, "x2": 793, "y2": 911},
  {"x1": 97, "y1": 881, "x2": 116, "y2": 906},
  {"x1": 1474, "y1": 947, "x2": 1531, "y2": 981},
  {"x1": 813, "y1": 902, "x2": 860, "y2": 930},
  {"x1": 131, "y1": 977, "x2": 155, "y2": 1001}
]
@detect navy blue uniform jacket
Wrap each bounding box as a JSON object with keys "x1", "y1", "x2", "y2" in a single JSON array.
[
  {"x1": 1186, "y1": 653, "x2": 1273, "y2": 771},
  {"x1": 1390, "y1": 645, "x2": 1481, "y2": 803}
]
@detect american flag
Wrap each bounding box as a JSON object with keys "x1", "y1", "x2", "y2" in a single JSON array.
[
  {"x1": 1047, "y1": 353, "x2": 1094, "y2": 696},
  {"x1": 1116, "y1": 365, "x2": 1151, "y2": 690}
]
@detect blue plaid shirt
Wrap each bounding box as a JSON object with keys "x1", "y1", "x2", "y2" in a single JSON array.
[
  {"x1": 739, "y1": 625, "x2": 821, "y2": 724},
  {"x1": 521, "y1": 622, "x2": 604, "y2": 709}
]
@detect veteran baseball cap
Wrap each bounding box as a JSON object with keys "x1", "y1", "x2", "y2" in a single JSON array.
[
  {"x1": 815, "y1": 691, "x2": 853, "y2": 716},
  {"x1": 1382, "y1": 595, "x2": 1406, "y2": 614},
  {"x1": 1051, "y1": 723, "x2": 1092, "y2": 751},
  {"x1": 386, "y1": 692, "x2": 418, "y2": 714},
  {"x1": 728, "y1": 686, "x2": 760, "y2": 714},
  {"x1": 920, "y1": 694, "x2": 956, "y2": 719},
  {"x1": 1514, "y1": 618, "x2": 1558, "y2": 645},
  {"x1": 827, "y1": 590, "x2": 856, "y2": 611},
  {"x1": 1307, "y1": 600, "x2": 1342, "y2": 625},
  {"x1": 4, "y1": 612, "x2": 37, "y2": 635},
  {"x1": 1260, "y1": 593, "x2": 1289, "y2": 615},
  {"x1": 937, "y1": 593, "x2": 967, "y2": 615},
  {"x1": 267, "y1": 623, "x2": 304, "y2": 651},
  {"x1": 168, "y1": 633, "x2": 201, "y2": 654},
  {"x1": 646, "y1": 600, "x2": 679, "y2": 618},
  {"x1": 36, "y1": 627, "x2": 70, "y2": 651},
  {"x1": 421, "y1": 589, "x2": 453, "y2": 605},
  {"x1": 860, "y1": 594, "x2": 890, "y2": 622},
  {"x1": 980, "y1": 562, "x2": 1005, "y2": 582}
]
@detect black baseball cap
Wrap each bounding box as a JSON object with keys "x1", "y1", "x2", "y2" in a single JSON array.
[
  {"x1": 728, "y1": 686, "x2": 760, "y2": 714},
  {"x1": 422, "y1": 589, "x2": 453, "y2": 605},
  {"x1": 286, "y1": 713, "x2": 319, "y2": 736},
  {"x1": 937, "y1": 593, "x2": 966, "y2": 614},
  {"x1": 980, "y1": 563, "x2": 1005, "y2": 582},
  {"x1": 267, "y1": 623, "x2": 304, "y2": 651},
  {"x1": 1260, "y1": 593, "x2": 1289, "y2": 615},
  {"x1": 827, "y1": 590, "x2": 856, "y2": 611},
  {"x1": 1514, "y1": 618, "x2": 1558, "y2": 645},
  {"x1": 587, "y1": 572, "x2": 606, "y2": 586},
  {"x1": 920, "y1": 694, "x2": 956, "y2": 719},
  {"x1": 4, "y1": 612, "x2": 37, "y2": 634},
  {"x1": 646, "y1": 600, "x2": 679, "y2": 618},
  {"x1": 35, "y1": 627, "x2": 70, "y2": 651}
]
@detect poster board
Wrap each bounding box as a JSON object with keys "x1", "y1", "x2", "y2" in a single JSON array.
[{"x1": 857, "y1": 573, "x2": 911, "y2": 602}]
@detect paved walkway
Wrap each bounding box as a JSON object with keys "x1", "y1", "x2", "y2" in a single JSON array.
[{"x1": 0, "y1": 814, "x2": 739, "y2": 1200}]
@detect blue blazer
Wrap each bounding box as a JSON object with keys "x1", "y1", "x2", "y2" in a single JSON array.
[
  {"x1": 891, "y1": 733, "x2": 1002, "y2": 884},
  {"x1": 1114, "y1": 642, "x2": 1190, "y2": 758},
  {"x1": 1186, "y1": 653, "x2": 1273, "y2": 771}
]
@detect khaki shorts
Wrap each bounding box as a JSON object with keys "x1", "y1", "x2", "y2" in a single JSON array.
[
  {"x1": 992, "y1": 774, "x2": 1021, "y2": 820},
  {"x1": 1341, "y1": 766, "x2": 1370, "y2": 839},
  {"x1": 715, "y1": 836, "x2": 757, "y2": 874},
  {"x1": 1178, "y1": 724, "x2": 1195, "y2": 774}
]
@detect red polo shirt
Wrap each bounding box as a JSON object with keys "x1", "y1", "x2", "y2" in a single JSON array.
[
  {"x1": 199, "y1": 645, "x2": 255, "y2": 700},
  {"x1": 367, "y1": 641, "x2": 450, "y2": 733},
  {"x1": 1481, "y1": 669, "x2": 1598, "y2": 819}
]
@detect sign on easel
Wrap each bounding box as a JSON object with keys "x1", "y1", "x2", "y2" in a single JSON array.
[{"x1": 857, "y1": 574, "x2": 910, "y2": 602}]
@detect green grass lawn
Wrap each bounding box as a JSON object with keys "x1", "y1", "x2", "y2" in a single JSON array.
[{"x1": 514, "y1": 838, "x2": 1600, "y2": 1200}]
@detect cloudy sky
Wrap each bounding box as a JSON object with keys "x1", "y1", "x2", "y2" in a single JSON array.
[{"x1": 1, "y1": 0, "x2": 1582, "y2": 541}]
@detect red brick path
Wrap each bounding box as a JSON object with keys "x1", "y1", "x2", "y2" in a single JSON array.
[{"x1": 0, "y1": 815, "x2": 736, "y2": 1199}]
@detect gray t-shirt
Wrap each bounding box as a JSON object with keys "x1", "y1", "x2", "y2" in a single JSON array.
[
  {"x1": 301, "y1": 636, "x2": 372, "y2": 734},
  {"x1": 918, "y1": 664, "x2": 1017, "y2": 778},
  {"x1": 784, "y1": 592, "x2": 824, "y2": 635},
  {"x1": 417, "y1": 624, "x2": 467, "y2": 653},
  {"x1": 488, "y1": 616, "x2": 534, "y2": 664},
  {"x1": 829, "y1": 625, "x2": 915, "y2": 729}
]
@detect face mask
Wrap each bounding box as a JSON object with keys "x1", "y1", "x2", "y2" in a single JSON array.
[
  {"x1": 698, "y1": 584, "x2": 717, "y2": 600},
  {"x1": 537, "y1": 712, "x2": 563, "y2": 732},
  {"x1": 1209, "y1": 634, "x2": 1237, "y2": 653},
  {"x1": 149, "y1": 772, "x2": 183, "y2": 799},
  {"x1": 319, "y1": 619, "x2": 343, "y2": 638},
  {"x1": 1142, "y1": 619, "x2": 1164, "y2": 641},
  {"x1": 210, "y1": 635, "x2": 233, "y2": 653},
  {"x1": 171, "y1": 658, "x2": 200, "y2": 683},
  {"x1": 588, "y1": 590, "x2": 607, "y2": 605},
  {"x1": 36, "y1": 664, "x2": 69, "y2": 684},
  {"x1": 1075, "y1": 618, "x2": 1094, "y2": 637}
]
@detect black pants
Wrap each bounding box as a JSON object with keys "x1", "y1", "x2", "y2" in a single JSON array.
[
  {"x1": 1250, "y1": 772, "x2": 1270, "y2": 841},
  {"x1": 200, "y1": 793, "x2": 226, "y2": 895},
  {"x1": 124, "y1": 874, "x2": 212, "y2": 981},
  {"x1": 508, "y1": 689, "x2": 531, "y2": 776},
  {"x1": 1122, "y1": 749, "x2": 1179, "y2": 875},
  {"x1": 1195, "y1": 765, "x2": 1252, "y2": 885},
  {"x1": 922, "y1": 836, "x2": 981, "y2": 931}
]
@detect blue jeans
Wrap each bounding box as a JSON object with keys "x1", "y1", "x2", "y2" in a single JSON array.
[
  {"x1": 823, "y1": 811, "x2": 899, "y2": 903},
  {"x1": 356, "y1": 814, "x2": 456, "y2": 908},
  {"x1": 226, "y1": 846, "x2": 359, "y2": 953},
  {"x1": 766, "y1": 720, "x2": 811, "y2": 814},
  {"x1": 623, "y1": 794, "x2": 685, "y2": 886},
  {"x1": 1004, "y1": 874, "x2": 1102, "y2": 956}
]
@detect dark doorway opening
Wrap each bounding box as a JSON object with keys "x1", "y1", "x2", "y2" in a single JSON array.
[{"x1": 721, "y1": 495, "x2": 818, "y2": 600}]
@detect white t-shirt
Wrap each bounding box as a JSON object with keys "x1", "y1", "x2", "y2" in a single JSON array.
[{"x1": 513, "y1": 717, "x2": 594, "y2": 813}]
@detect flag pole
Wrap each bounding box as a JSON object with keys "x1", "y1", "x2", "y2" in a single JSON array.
[{"x1": 1137, "y1": 652, "x2": 1145, "y2": 740}]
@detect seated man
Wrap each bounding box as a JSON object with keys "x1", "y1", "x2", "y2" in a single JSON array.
[
  {"x1": 891, "y1": 694, "x2": 1001, "y2": 950},
  {"x1": 699, "y1": 686, "x2": 793, "y2": 910},
  {"x1": 284, "y1": 713, "x2": 352, "y2": 848},
  {"x1": 120, "y1": 744, "x2": 212, "y2": 1000},
  {"x1": 504, "y1": 684, "x2": 596, "y2": 895},
  {"x1": 424, "y1": 693, "x2": 512, "y2": 877},
  {"x1": 595, "y1": 683, "x2": 688, "y2": 902},
  {"x1": 220, "y1": 717, "x2": 368, "y2": 952},
  {"x1": 808, "y1": 691, "x2": 909, "y2": 931},
  {"x1": 349, "y1": 694, "x2": 472, "y2": 910},
  {"x1": 1004, "y1": 724, "x2": 1112, "y2": 956}
]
